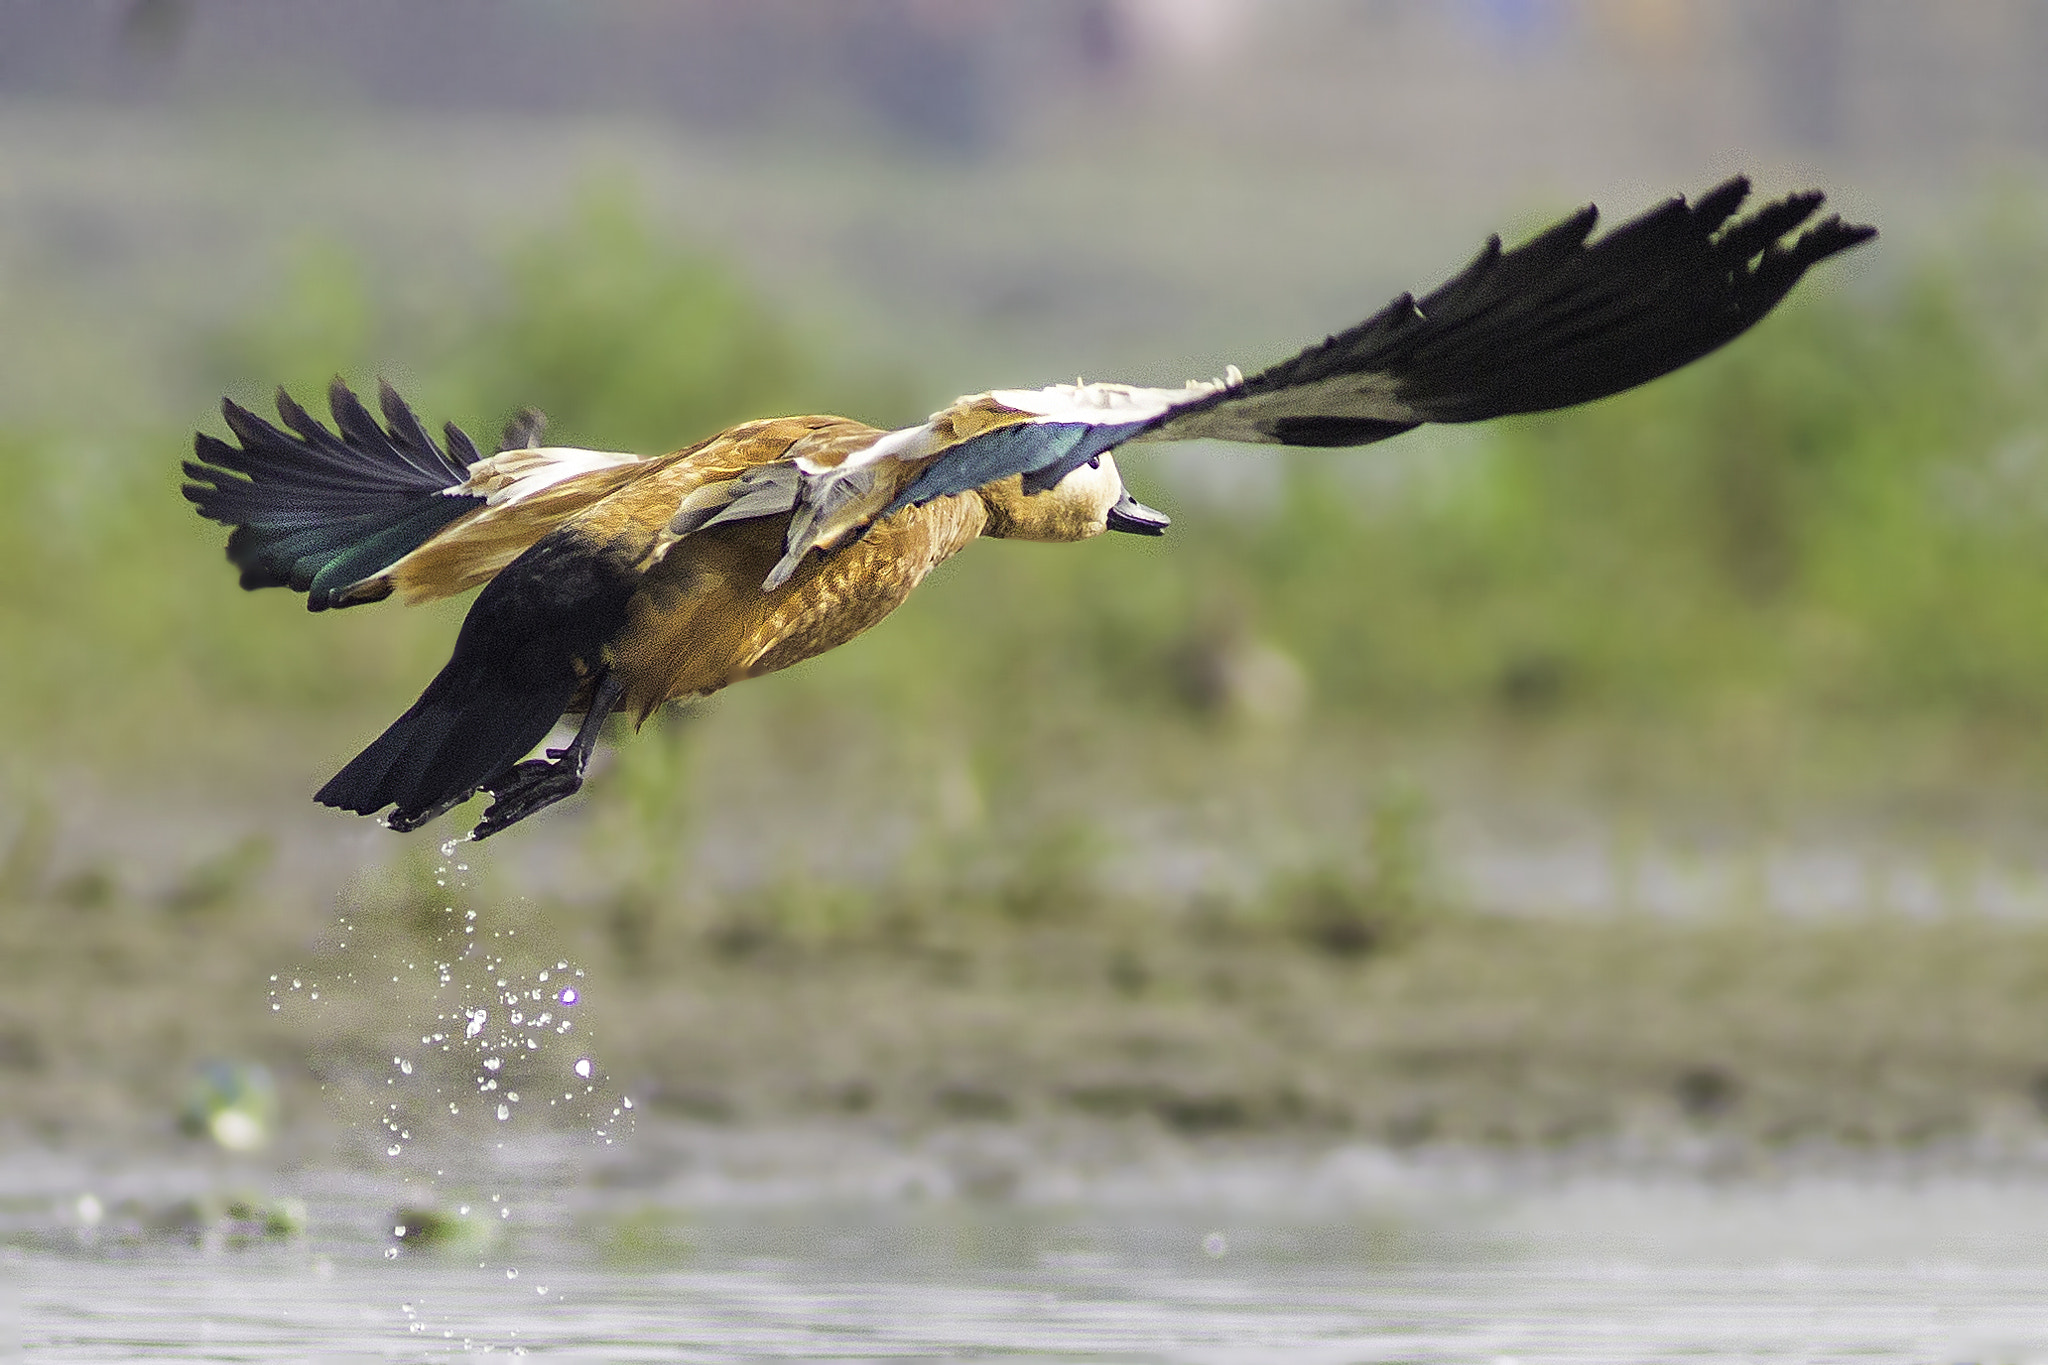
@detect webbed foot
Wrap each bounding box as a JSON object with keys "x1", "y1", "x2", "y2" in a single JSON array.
[{"x1": 470, "y1": 756, "x2": 586, "y2": 841}]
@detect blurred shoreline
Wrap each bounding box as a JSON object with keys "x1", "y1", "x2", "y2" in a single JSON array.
[{"x1": 8, "y1": 833, "x2": 2048, "y2": 1163}]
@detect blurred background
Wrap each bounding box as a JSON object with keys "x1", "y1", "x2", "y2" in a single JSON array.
[{"x1": 7, "y1": 0, "x2": 2048, "y2": 1165}]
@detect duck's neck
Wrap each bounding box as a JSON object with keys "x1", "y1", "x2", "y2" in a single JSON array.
[{"x1": 976, "y1": 456, "x2": 1122, "y2": 542}]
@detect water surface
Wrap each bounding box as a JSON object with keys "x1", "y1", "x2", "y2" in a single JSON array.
[{"x1": 8, "y1": 1143, "x2": 2048, "y2": 1362}]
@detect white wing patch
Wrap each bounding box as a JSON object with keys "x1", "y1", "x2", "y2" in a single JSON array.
[
  {"x1": 987, "y1": 368, "x2": 1244, "y2": 426},
  {"x1": 454, "y1": 446, "x2": 646, "y2": 507}
]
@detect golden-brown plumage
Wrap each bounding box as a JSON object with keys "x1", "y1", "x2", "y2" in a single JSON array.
[
  {"x1": 309, "y1": 405, "x2": 1075, "y2": 757},
  {"x1": 618, "y1": 489, "x2": 988, "y2": 720},
  {"x1": 358, "y1": 459, "x2": 649, "y2": 606},
  {"x1": 351, "y1": 412, "x2": 1117, "y2": 728}
]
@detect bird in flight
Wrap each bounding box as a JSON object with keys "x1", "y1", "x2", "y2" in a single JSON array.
[{"x1": 184, "y1": 177, "x2": 1872, "y2": 840}]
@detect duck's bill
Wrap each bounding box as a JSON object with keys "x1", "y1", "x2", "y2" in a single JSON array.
[{"x1": 1105, "y1": 492, "x2": 1170, "y2": 536}]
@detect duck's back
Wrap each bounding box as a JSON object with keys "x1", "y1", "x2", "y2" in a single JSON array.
[
  {"x1": 434, "y1": 413, "x2": 986, "y2": 724},
  {"x1": 378, "y1": 415, "x2": 865, "y2": 606}
]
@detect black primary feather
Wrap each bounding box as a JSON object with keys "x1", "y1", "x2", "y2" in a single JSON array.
[
  {"x1": 183, "y1": 379, "x2": 486, "y2": 610},
  {"x1": 314, "y1": 526, "x2": 641, "y2": 828},
  {"x1": 1149, "y1": 176, "x2": 1877, "y2": 444},
  {"x1": 498, "y1": 407, "x2": 548, "y2": 453}
]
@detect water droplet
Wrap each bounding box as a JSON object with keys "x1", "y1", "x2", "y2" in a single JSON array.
[
  {"x1": 484, "y1": 1057, "x2": 502, "y2": 1072},
  {"x1": 557, "y1": 987, "x2": 578, "y2": 1006},
  {"x1": 388, "y1": 1144, "x2": 402, "y2": 1156},
  {"x1": 384, "y1": 1246, "x2": 400, "y2": 1259},
  {"x1": 573, "y1": 1058, "x2": 592, "y2": 1079},
  {"x1": 505, "y1": 1268, "x2": 518, "y2": 1280},
  {"x1": 399, "y1": 1059, "x2": 413, "y2": 1075},
  {"x1": 497, "y1": 1104, "x2": 510, "y2": 1121},
  {"x1": 622, "y1": 1096, "x2": 632, "y2": 1109}
]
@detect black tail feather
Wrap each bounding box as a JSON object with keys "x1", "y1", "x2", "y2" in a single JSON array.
[
  {"x1": 184, "y1": 379, "x2": 486, "y2": 610},
  {"x1": 314, "y1": 653, "x2": 580, "y2": 826},
  {"x1": 315, "y1": 526, "x2": 641, "y2": 829}
]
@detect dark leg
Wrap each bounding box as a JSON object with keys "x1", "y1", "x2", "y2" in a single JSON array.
[{"x1": 469, "y1": 672, "x2": 626, "y2": 841}]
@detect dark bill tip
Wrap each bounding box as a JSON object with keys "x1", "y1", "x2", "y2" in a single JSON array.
[{"x1": 1106, "y1": 491, "x2": 1171, "y2": 536}]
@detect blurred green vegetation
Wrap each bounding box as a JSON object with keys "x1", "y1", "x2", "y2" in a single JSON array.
[{"x1": 5, "y1": 187, "x2": 2048, "y2": 824}]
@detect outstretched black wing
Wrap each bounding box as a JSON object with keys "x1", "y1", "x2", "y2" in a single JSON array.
[{"x1": 1136, "y1": 175, "x2": 1874, "y2": 454}]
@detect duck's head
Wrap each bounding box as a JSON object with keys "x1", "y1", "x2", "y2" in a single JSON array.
[{"x1": 976, "y1": 452, "x2": 1171, "y2": 543}]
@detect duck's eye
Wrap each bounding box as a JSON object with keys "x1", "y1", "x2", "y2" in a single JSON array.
[{"x1": 1086, "y1": 456, "x2": 1101, "y2": 469}]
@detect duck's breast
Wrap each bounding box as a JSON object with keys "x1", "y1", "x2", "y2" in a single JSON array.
[{"x1": 610, "y1": 492, "x2": 988, "y2": 722}]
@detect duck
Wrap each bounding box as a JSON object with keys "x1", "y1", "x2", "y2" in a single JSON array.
[{"x1": 183, "y1": 176, "x2": 1873, "y2": 840}]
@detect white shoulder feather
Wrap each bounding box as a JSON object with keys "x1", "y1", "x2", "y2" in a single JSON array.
[{"x1": 455, "y1": 446, "x2": 646, "y2": 507}]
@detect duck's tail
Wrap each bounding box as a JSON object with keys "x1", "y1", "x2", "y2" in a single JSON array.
[
  {"x1": 183, "y1": 380, "x2": 488, "y2": 611},
  {"x1": 314, "y1": 527, "x2": 641, "y2": 828},
  {"x1": 312, "y1": 640, "x2": 579, "y2": 828}
]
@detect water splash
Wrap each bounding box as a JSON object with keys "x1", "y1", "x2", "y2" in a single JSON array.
[{"x1": 261, "y1": 839, "x2": 630, "y2": 1351}]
